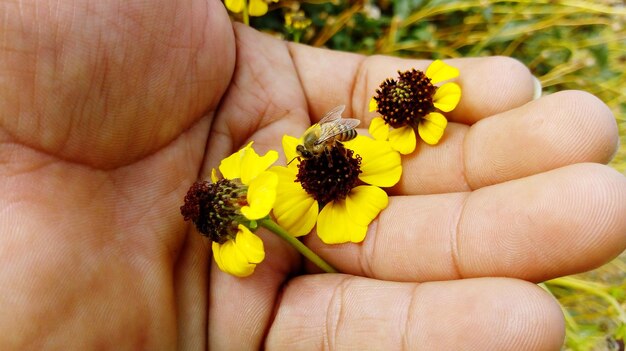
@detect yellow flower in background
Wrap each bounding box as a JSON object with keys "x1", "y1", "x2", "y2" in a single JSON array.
[
  {"x1": 180, "y1": 142, "x2": 278, "y2": 277},
  {"x1": 271, "y1": 135, "x2": 401, "y2": 244},
  {"x1": 285, "y1": 10, "x2": 312, "y2": 31},
  {"x1": 369, "y1": 60, "x2": 461, "y2": 154},
  {"x1": 224, "y1": 0, "x2": 278, "y2": 17}
]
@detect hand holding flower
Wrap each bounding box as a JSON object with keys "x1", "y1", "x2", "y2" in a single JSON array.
[{"x1": 0, "y1": 2, "x2": 624, "y2": 350}]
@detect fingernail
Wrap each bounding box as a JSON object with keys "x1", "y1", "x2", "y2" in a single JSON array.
[{"x1": 532, "y1": 76, "x2": 542, "y2": 100}]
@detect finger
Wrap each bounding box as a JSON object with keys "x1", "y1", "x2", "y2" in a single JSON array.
[
  {"x1": 0, "y1": 0, "x2": 232, "y2": 168},
  {"x1": 391, "y1": 90, "x2": 618, "y2": 195},
  {"x1": 174, "y1": 226, "x2": 210, "y2": 350},
  {"x1": 208, "y1": 227, "x2": 303, "y2": 350},
  {"x1": 267, "y1": 275, "x2": 564, "y2": 350},
  {"x1": 307, "y1": 163, "x2": 626, "y2": 283},
  {"x1": 287, "y1": 43, "x2": 535, "y2": 124},
  {"x1": 205, "y1": 24, "x2": 310, "y2": 170},
  {"x1": 463, "y1": 90, "x2": 619, "y2": 189},
  {"x1": 204, "y1": 25, "x2": 312, "y2": 350}
]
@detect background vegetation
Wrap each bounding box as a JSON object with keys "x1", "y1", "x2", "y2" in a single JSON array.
[{"x1": 232, "y1": 1, "x2": 626, "y2": 349}]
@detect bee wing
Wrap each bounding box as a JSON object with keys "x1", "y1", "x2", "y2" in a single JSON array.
[
  {"x1": 315, "y1": 118, "x2": 361, "y2": 145},
  {"x1": 318, "y1": 105, "x2": 346, "y2": 125}
]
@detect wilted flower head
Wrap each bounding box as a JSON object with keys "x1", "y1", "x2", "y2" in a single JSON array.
[{"x1": 180, "y1": 142, "x2": 278, "y2": 277}]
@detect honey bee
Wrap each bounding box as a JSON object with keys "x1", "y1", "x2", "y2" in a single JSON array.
[{"x1": 293, "y1": 105, "x2": 360, "y2": 163}]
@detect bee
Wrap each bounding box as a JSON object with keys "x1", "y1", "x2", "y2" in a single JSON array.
[{"x1": 292, "y1": 105, "x2": 360, "y2": 163}]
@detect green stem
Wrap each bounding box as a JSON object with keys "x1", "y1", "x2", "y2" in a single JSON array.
[
  {"x1": 293, "y1": 31, "x2": 302, "y2": 43},
  {"x1": 259, "y1": 218, "x2": 338, "y2": 274},
  {"x1": 242, "y1": 0, "x2": 250, "y2": 26}
]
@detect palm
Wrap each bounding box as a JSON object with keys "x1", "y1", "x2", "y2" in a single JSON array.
[
  {"x1": 0, "y1": 0, "x2": 230, "y2": 348},
  {"x1": 2, "y1": 1, "x2": 625, "y2": 350}
]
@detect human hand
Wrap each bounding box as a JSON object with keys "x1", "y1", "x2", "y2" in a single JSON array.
[{"x1": 1, "y1": 0, "x2": 624, "y2": 350}]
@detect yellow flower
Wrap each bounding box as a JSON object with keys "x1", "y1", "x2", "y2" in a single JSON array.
[
  {"x1": 271, "y1": 135, "x2": 401, "y2": 244},
  {"x1": 224, "y1": 0, "x2": 278, "y2": 17},
  {"x1": 180, "y1": 142, "x2": 278, "y2": 277},
  {"x1": 369, "y1": 60, "x2": 461, "y2": 154},
  {"x1": 285, "y1": 10, "x2": 311, "y2": 31}
]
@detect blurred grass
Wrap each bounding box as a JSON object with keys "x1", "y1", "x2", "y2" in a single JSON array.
[{"x1": 236, "y1": 0, "x2": 626, "y2": 349}]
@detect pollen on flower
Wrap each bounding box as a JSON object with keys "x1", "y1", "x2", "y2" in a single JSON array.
[
  {"x1": 180, "y1": 179, "x2": 247, "y2": 244},
  {"x1": 374, "y1": 69, "x2": 437, "y2": 128},
  {"x1": 295, "y1": 143, "x2": 362, "y2": 206}
]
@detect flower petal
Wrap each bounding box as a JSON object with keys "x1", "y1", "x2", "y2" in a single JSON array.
[
  {"x1": 219, "y1": 141, "x2": 253, "y2": 180},
  {"x1": 345, "y1": 135, "x2": 402, "y2": 187},
  {"x1": 317, "y1": 200, "x2": 363, "y2": 244},
  {"x1": 345, "y1": 185, "x2": 388, "y2": 229},
  {"x1": 240, "y1": 147, "x2": 278, "y2": 185},
  {"x1": 270, "y1": 166, "x2": 318, "y2": 236},
  {"x1": 235, "y1": 224, "x2": 265, "y2": 264},
  {"x1": 418, "y1": 112, "x2": 448, "y2": 145},
  {"x1": 212, "y1": 240, "x2": 256, "y2": 277},
  {"x1": 368, "y1": 116, "x2": 389, "y2": 141},
  {"x1": 388, "y1": 125, "x2": 417, "y2": 155},
  {"x1": 241, "y1": 171, "x2": 278, "y2": 220},
  {"x1": 211, "y1": 225, "x2": 265, "y2": 278},
  {"x1": 212, "y1": 241, "x2": 226, "y2": 272},
  {"x1": 282, "y1": 135, "x2": 301, "y2": 168},
  {"x1": 433, "y1": 82, "x2": 461, "y2": 112},
  {"x1": 210, "y1": 168, "x2": 218, "y2": 183},
  {"x1": 273, "y1": 192, "x2": 318, "y2": 237},
  {"x1": 270, "y1": 164, "x2": 298, "y2": 183},
  {"x1": 248, "y1": 0, "x2": 269, "y2": 16},
  {"x1": 369, "y1": 98, "x2": 378, "y2": 112},
  {"x1": 425, "y1": 59, "x2": 460, "y2": 84},
  {"x1": 318, "y1": 185, "x2": 387, "y2": 244},
  {"x1": 224, "y1": 0, "x2": 244, "y2": 13}
]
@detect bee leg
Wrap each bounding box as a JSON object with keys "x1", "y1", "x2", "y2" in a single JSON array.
[{"x1": 325, "y1": 147, "x2": 333, "y2": 168}]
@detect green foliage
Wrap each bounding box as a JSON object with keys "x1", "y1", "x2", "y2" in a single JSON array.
[{"x1": 238, "y1": 1, "x2": 626, "y2": 349}]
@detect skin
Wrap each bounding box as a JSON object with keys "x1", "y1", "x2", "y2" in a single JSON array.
[{"x1": 0, "y1": 0, "x2": 625, "y2": 350}]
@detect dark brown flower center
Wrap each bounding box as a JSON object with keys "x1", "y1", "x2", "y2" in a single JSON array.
[
  {"x1": 180, "y1": 179, "x2": 247, "y2": 244},
  {"x1": 373, "y1": 68, "x2": 437, "y2": 128},
  {"x1": 295, "y1": 142, "x2": 362, "y2": 207}
]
